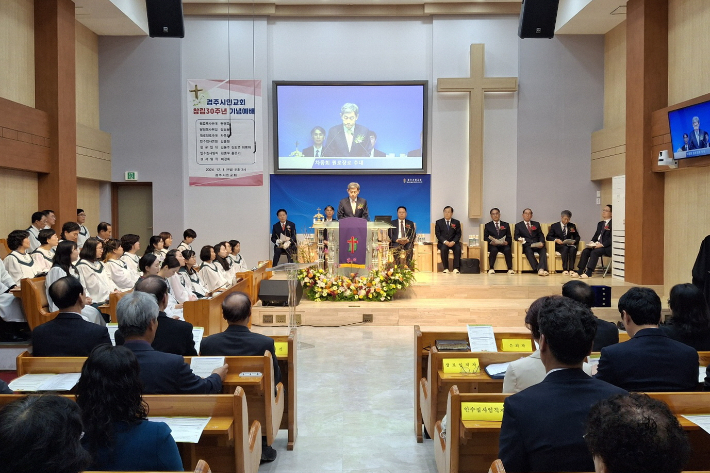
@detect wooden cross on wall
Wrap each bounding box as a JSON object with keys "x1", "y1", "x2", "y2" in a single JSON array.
[{"x1": 438, "y1": 44, "x2": 518, "y2": 219}]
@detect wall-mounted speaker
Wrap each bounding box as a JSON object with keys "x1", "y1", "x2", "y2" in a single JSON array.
[
  {"x1": 146, "y1": 0, "x2": 185, "y2": 38},
  {"x1": 518, "y1": 0, "x2": 560, "y2": 39}
]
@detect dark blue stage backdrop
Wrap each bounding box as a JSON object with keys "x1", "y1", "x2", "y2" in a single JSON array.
[{"x1": 269, "y1": 174, "x2": 431, "y2": 235}]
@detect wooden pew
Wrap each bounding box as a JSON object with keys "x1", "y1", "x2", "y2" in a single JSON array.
[
  {"x1": 0, "y1": 239, "x2": 9, "y2": 260},
  {"x1": 183, "y1": 278, "x2": 252, "y2": 336},
  {"x1": 435, "y1": 388, "x2": 710, "y2": 473},
  {"x1": 15, "y1": 351, "x2": 285, "y2": 448},
  {"x1": 107, "y1": 290, "x2": 131, "y2": 323},
  {"x1": 0, "y1": 391, "x2": 260, "y2": 473},
  {"x1": 20, "y1": 277, "x2": 59, "y2": 329},
  {"x1": 269, "y1": 329, "x2": 298, "y2": 450}
]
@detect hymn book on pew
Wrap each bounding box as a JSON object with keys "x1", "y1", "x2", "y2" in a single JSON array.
[
  {"x1": 193, "y1": 327, "x2": 204, "y2": 353},
  {"x1": 190, "y1": 356, "x2": 225, "y2": 378},
  {"x1": 467, "y1": 325, "x2": 498, "y2": 352},
  {"x1": 8, "y1": 373, "x2": 80, "y2": 392},
  {"x1": 147, "y1": 417, "x2": 211, "y2": 443},
  {"x1": 107, "y1": 323, "x2": 119, "y2": 345}
]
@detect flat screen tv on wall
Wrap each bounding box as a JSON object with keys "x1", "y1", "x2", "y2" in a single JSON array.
[
  {"x1": 668, "y1": 100, "x2": 710, "y2": 160},
  {"x1": 273, "y1": 81, "x2": 427, "y2": 174}
]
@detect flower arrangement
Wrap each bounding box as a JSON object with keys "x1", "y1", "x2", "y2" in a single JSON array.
[{"x1": 297, "y1": 263, "x2": 415, "y2": 302}]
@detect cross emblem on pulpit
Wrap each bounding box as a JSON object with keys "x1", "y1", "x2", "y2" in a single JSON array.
[
  {"x1": 437, "y1": 44, "x2": 518, "y2": 219},
  {"x1": 347, "y1": 236, "x2": 358, "y2": 253}
]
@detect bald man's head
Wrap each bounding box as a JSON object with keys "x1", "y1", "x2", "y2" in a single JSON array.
[
  {"x1": 48, "y1": 276, "x2": 84, "y2": 310},
  {"x1": 135, "y1": 275, "x2": 168, "y2": 310},
  {"x1": 222, "y1": 291, "x2": 252, "y2": 324}
]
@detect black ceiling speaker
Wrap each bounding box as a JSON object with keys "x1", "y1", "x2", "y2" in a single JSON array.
[
  {"x1": 518, "y1": 0, "x2": 560, "y2": 39},
  {"x1": 146, "y1": 0, "x2": 185, "y2": 38}
]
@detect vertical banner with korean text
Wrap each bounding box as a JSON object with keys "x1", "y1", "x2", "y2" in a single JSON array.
[{"x1": 186, "y1": 80, "x2": 263, "y2": 186}]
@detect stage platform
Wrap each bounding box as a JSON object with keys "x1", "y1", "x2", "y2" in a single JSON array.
[{"x1": 251, "y1": 272, "x2": 666, "y2": 329}]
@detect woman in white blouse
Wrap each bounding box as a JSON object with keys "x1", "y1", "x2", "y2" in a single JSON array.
[
  {"x1": 165, "y1": 249, "x2": 196, "y2": 303},
  {"x1": 75, "y1": 238, "x2": 119, "y2": 305},
  {"x1": 103, "y1": 239, "x2": 138, "y2": 291},
  {"x1": 198, "y1": 245, "x2": 230, "y2": 293},
  {"x1": 4, "y1": 230, "x2": 40, "y2": 284},
  {"x1": 180, "y1": 249, "x2": 209, "y2": 298},
  {"x1": 45, "y1": 240, "x2": 105, "y2": 325},
  {"x1": 145, "y1": 235, "x2": 165, "y2": 265},
  {"x1": 31, "y1": 228, "x2": 58, "y2": 274},
  {"x1": 119, "y1": 234, "x2": 141, "y2": 280}
]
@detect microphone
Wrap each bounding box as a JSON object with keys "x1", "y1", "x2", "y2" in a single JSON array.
[{"x1": 322, "y1": 127, "x2": 343, "y2": 157}]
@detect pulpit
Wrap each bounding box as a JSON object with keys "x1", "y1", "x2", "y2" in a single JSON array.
[{"x1": 312, "y1": 220, "x2": 394, "y2": 276}]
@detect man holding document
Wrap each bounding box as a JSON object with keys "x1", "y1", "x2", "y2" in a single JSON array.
[
  {"x1": 546, "y1": 210, "x2": 580, "y2": 275},
  {"x1": 271, "y1": 209, "x2": 298, "y2": 266}
]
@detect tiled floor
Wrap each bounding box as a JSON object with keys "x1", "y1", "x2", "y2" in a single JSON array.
[{"x1": 257, "y1": 325, "x2": 437, "y2": 473}]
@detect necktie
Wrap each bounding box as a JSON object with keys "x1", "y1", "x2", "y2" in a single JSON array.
[
  {"x1": 400, "y1": 220, "x2": 405, "y2": 238},
  {"x1": 315, "y1": 149, "x2": 320, "y2": 157},
  {"x1": 562, "y1": 225, "x2": 567, "y2": 237},
  {"x1": 526, "y1": 222, "x2": 531, "y2": 233},
  {"x1": 446, "y1": 220, "x2": 450, "y2": 230},
  {"x1": 282, "y1": 224, "x2": 285, "y2": 232},
  {"x1": 495, "y1": 222, "x2": 500, "y2": 233}
]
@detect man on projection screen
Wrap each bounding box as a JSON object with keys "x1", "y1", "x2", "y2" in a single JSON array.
[{"x1": 323, "y1": 103, "x2": 372, "y2": 157}]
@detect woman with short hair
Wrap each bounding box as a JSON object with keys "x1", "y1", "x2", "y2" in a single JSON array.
[
  {"x1": 4, "y1": 230, "x2": 39, "y2": 284},
  {"x1": 75, "y1": 237, "x2": 119, "y2": 306},
  {"x1": 199, "y1": 245, "x2": 230, "y2": 293},
  {"x1": 104, "y1": 238, "x2": 138, "y2": 291},
  {"x1": 31, "y1": 228, "x2": 58, "y2": 273}
]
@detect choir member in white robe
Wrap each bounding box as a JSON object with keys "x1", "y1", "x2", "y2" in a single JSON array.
[
  {"x1": 214, "y1": 242, "x2": 236, "y2": 283},
  {"x1": 103, "y1": 239, "x2": 138, "y2": 292},
  {"x1": 46, "y1": 240, "x2": 105, "y2": 325},
  {"x1": 119, "y1": 234, "x2": 141, "y2": 281},
  {"x1": 75, "y1": 238, "x2": 119, "y2": 305},
  {"x1": 166, "y1": 249, "x2": 196, "y2": 303},
  {"x1": 228, "y1": 239, "x2": 250, "y2": 273},
  {"x1": 30, "y1": 229, "x2": 58, "y2": 274},
  {"x1": 0, "y1": 258, "x2": 25, "y2": 323},
  {"x1": 139, "y1": 253, "x2": 161, "y2": 279},
  {"x1": 180, "y1": 250, "x2": 208, "y2": 298},
  {"x1": 60, "y1": 221, "x2": 80, "y2": 244},
  {"x1": 76, "y1": 209, "x2": 90, "y2": 248},
  {"x1": 5, "y1": 230, "x2": 40, "y2": 285},
  {"x1": 43, "y1": 209, "x2": 56, "y2": 229},
  {"x1": 176, "y1": 228, "x2": 196, "y2": 253},
  {"x1": 158, "y1": 255, "x2": 184, "y2": 320},
  {"x1": 198, "y1": 245, "x2": 230, "y2": 293},
  {"x1": 26, "y1": 212, "x2": 47, "y2": 252},
  {"x1": 145, "y1": 235, "x2": 165, "y2": 265}
]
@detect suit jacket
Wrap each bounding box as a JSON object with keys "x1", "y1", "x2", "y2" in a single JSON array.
[
  {"x1": 301, "y1": 145, "x2": 324, "y2": 158},
  {"x1": 659, "y1": 322, "x2": 710, "y2": 351},
  {"x1": 546, "y1": 221, "x2": 580, "y2": 245},
  {"x1": 689, "y1": 129, "x2": 707, "y2": 149},
  {"x1": 123, "y1": 340, "x2": 222, "y2": 394},
  {"x1": 337, "y1": 197, "x2": 369, "y2": 220},
  {"x1": 595, "y1": 328, "x2": 699, "y2": 392},
  {"x1": 323, "y1": 123, "x2": 371, "y2": 157},
  {"x1": 372, "y1": 148, "x2": 386, "y2": 157},
  {"x1": 593, "y1": 317, "x2": 620, "y2": 352},
  {"x1": 388, "y1": 219, "x2": 417, "y2": 250},
  {"x1": 483, "y1": 221, "x2": 512, "y2": 246},
  {"x1": 271, "y1": 220, "x2": 298, "y2": 248},
  {"x1": 514, "y1": 220, "x2": 546, "y2": 246},
  {"x1": 503, "y1": 350, "x2": 593, "y2": 394},
  {"x1": 499, "y1": 369, "x2": 627, "y2": 472},
  {"x1": 200, "y1": 324, "x2": 281, "y2": 385},
  {"x1": 32, "y1": 312, "x2": 111, "y2": 357},
  {"x1": 434, "y1": 218, "x2": 461, "y2": 250},
  {"x1": 589, "y1": 220, "x2": 612, "y2": 248},
  {"x1": 116, "y1": 312, "x2": 197, "y2": 356}
]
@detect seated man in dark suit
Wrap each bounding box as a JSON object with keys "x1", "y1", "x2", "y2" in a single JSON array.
[
  {"x1": 117, "y1": 291, "x2": 227, "y2": 394},
  {"x1": 562, "y1": 280, "x2": 619, "y2": 351},
  {"x1": 270, "y1": 209, "x2": 298, "y2": 266},
  {"x1": 514, "y1": 208, "x2": 549, "y2": 276},
  {"x1": 337, "y1": 182, "x2": 369, "y2": 220},
  {"x1": 387, "y1": 206, "x2": 416, "y2": 265},
  {"x1": 573, "y1": 205, "x2": 612, "y2": 278},
  {"x1": 499, "y1": 297, "x2": 627, "y2": 472},
  {"x1": 435, "y1": 206, "x2": 462, "y2": 273},
  {"x1": 301, "y1": 126, "x2": 325, "y2": 158},
  {"x1": 115, "y1": 275, "x2": 197, "y2": 356},
  {"x1": 200, "y1": 291, "x2": 281, "y2": 462},
  {"x1": 32, "y1": 276, "x2": 111, "y2": 356},
  {"x1": 585, "y1": 393, "x2": 691, "y2": 473},
  {"x1": 596, "y1": 287, "x2": 699, "y2": 392},
  {"x1": 546, "y1": 210, "x2": 580, "y2": 275},
  {"x1": 483, "y1": 208, "x2": 514, "y2": 274},
  {"x1": 367, "y1": 132, "x2": 386, "y2": 157}
]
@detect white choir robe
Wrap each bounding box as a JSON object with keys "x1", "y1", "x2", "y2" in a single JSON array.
[
  {"x1": 77, "y1": 225, "x2": 90, "y2": 248},
  {"x1": 27, "y1": 226, "x2": 42, "y2": 252},
  {"x1": 0, "y1": 259, "x2": 25, "y2": 322},
  {"x1": 229, "y1": 254, "x2": 249, "y2": 273},
  {"x1": 154, "y1": 250, "x2": 165, "y2": 265},
  {"x1": 4, "y1": 251, "x2": 39, "y2": 285},
  {"x1": 199, "y1": 262, "x2": 230, "y2": 293},
  {"x1": 168, "y1": 272, "x2": 195, "y2": 303},
  {"x1": 45, "y1": 266, "x2": 105, "y2": 326},
  {"x1": 31, "y1": 248, "x2": 54, "y2": 274},
  {"x1": 180, "y1": 268, "x2": 207, "y2": 297},
  {"x1": 176, "y1": 242, "x2": 192, "y2": 254},
  {"x1": 163, "y1": 277, "x2": 184, "y2": 320},
  {"x1": 106, "y1": 258, "x2": 139, "y2": 292},
  {"x1": 120, "y1": 253, "x2": 141, "y2": 281},
  {"x1": 75, "y1": 260, "x2": 119, "y2": 304}
]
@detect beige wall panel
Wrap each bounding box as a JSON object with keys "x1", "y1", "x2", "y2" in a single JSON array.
[
  {"x1": 664, "y1": 167, "x2": 710, "y2": 293},
  {"x1": 77, "y1": 178, "x2": 101, "y2": 237},
  {"x1": 76, "y1": 123, "x2": 111, "y2": 181},
  {"x1": 668, "y1": 0, "x2": 710, "y2": 105},
  {"x1": 0, "y1": 0, "x2": 34, "y2": 107},
  {"x1": 604, "y1": 21, "x2": 626, "y2": 129},
  {"x1": 591, "y1": 153, "x2": 626, "y2": 181},
  {"x1": 0, "y1": 169, "x2": 38, "y2": 236},
  {"x1": 599, "y1": 179, "x2": 613, "y2": 210},
  {"x1": 75, "y1": 20, "x2": 100, "y2": 129}
]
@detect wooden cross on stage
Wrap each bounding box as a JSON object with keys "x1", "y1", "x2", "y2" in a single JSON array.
[{"x1": 438, "y1": 44, "x2": 518, "y2": 219}]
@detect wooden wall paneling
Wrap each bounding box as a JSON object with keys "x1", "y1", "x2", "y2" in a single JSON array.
[
  {"x1": 76, "y1": 123, "x2": 111, "y2": 181},
  {"x1": 77, "y1": 178, "x2": 101, "y2": 236},
  {"x1": 591, "y1": 125, "x2": 626, "y2": 180},
  {"x1": 604, "y1": 21, "x2": 627, "y2": 129},
  {"x1": 75, "y1": 20, "x2": 99, "y2": 129},
  {"x1": 0, "y1": 0, "x2": 35, "y2": 107},
  {"x1": 624, "y1": 0, "x2": 668, "y2": 285},
  {"x1": 34, "y1": 0, "x2": 77, "y2": 229},
  {"x1": 668, "y1": 0, "x2": 710, "y2": 105},
  {"x1": 599, "y1": 179, "x2": 613, "y2": 210},
  {"x1": 0, "y1": 169, "x2": 38, "y2": 237}
]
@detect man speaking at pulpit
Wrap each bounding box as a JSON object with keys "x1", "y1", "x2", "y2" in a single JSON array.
[{"x1": 337, "y1": 182, "x2": 369, "y2": 220}]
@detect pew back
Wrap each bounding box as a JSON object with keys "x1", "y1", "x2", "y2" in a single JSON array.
[
  {"x1": 183, "y1": 278, "x2": 252, "y2": 336},
  {"x1": 20, "y1": 277, "x2": 58, "y2": 329}
]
